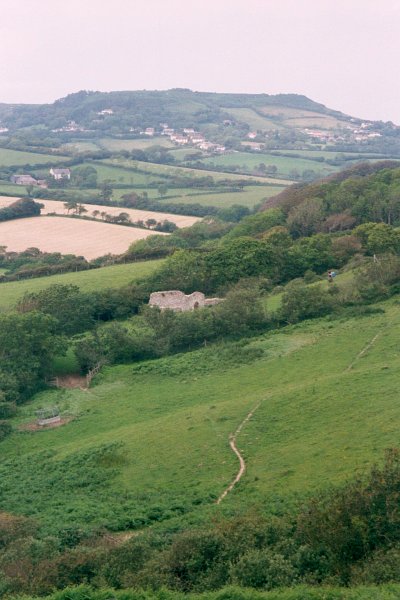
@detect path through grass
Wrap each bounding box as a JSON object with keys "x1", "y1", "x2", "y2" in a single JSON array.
[{"x1": 1, "y1": 299, "x2": 399, "y2": 533}]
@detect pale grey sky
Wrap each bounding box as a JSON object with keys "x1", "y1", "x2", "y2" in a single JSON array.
[{"x1": 1, "y1": 0, "x2": 399, "y2": 122}]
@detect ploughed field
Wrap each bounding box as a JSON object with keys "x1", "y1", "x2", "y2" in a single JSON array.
[
  {"x1": 0, "y1": 216, "x2": 168, "y2": 260},
  {"x1": 1, "y1": 297, "x2": 399, "y2": 534}
]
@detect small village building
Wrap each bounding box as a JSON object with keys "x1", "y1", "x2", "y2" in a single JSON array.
[
  {"x1": 189, "y1": 134, "x2": 206, "y2": 144},
  {"x1": 149, "y1": 290, "x2": 221, "y2": 312},
  {"x1": 11, "y1": 174, "x2": 38, "y2": 185},
  {"x1": 49, "y1": 168, "x2": 71, "y2": 180},
  {"x1": 171, "y1": 134, "x2": 188, "y2": 145},
  {"x1": 198, "y1": 142, "x2": 215, "y2": 151}
]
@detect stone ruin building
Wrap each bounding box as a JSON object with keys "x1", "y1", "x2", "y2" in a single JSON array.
[{"x1": 149, "y1": 290, "x2": 221, "y2": 312}]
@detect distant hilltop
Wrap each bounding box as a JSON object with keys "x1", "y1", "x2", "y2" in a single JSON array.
[{"x1": 0, "y1": 89, "x2": 398, "y2": 157}]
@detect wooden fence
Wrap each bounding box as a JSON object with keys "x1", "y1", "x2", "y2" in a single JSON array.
[{"x1": 86, "y1": 362, "x2": 103, "y2": 387}]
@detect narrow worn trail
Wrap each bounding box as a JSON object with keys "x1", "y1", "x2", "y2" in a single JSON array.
[
  {"x1": 216, "y1": 402, "x2": 261, "y2": 504},
  {"x1": 345, "y1": 330, "x2": 382, "y2": 372}
]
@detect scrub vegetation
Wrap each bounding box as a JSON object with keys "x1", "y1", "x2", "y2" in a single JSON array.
[{"x1": 2, "y1": 158, "x2": 400, "y2": 597}]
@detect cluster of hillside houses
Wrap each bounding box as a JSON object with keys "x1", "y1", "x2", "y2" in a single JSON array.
[
  {"x1": 138, "y1": 123, "x2": 226, "y2": 153},
  {"x1": 11, "y1": 168, "x2": 71, "y2": 186}
]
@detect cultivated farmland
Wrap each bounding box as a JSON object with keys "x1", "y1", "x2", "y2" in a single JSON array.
[
  {"x1": 0, "y1": 196, "x2": 200, "y2": 228},
  {"x1": 201, "y1": 150, "x2": 337, "y2": 177},
  {"x1": 0, "y1": 147, "x2": 68, "y2": 166},
  {"x1": 0, "y1": 216, "x2": 167, "y2": 260},
  {"x1": 158, "y1": 185, "x2": 284, "y2": 208}
]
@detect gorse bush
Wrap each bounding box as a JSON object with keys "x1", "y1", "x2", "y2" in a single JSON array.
[{"x1": 1, "y1": 451, "x2": 400, "y2": 594}]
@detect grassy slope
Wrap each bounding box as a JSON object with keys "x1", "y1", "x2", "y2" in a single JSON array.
[
  {"x1": 1, "y1": 297, "x2": 399, "y2": 532},
  {"x1": 0, "y1": 148, "x2": 68, "y2": 166},
  {"x1": 0, "y1": 260, "x2": 164, "y2": 312},
  {"x1": 202, "y1": 151, "x2": 337, "y2": 177},
  {"x1": 224, "y1": 107, "x2": 286, "y2": 131},
  {"x1": 158, "y1": 186, "x2": 285, "y2": 208},
  {"x1": 97, "y1": 137, "x2": 174, "y2": 151},
  {"x1": 104, "y1": 158, "x2": 290, "y2": 185}
]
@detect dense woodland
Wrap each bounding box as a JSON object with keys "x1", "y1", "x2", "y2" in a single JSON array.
[{"x1": 2, "y1": 162, "x2": 400, "y2": 597}]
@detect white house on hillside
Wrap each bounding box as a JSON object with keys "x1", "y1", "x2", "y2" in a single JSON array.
[{"x1": 49, "y1": 168, "x2": 71, "y2": 180}]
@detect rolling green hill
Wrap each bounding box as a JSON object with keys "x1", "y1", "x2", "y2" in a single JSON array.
[
  {"x1": 1, "y1": 295, "x2": 398, "y2": 534},
  {"x1": 1, "y1": 89, "x2": 399, "y2": 163}
]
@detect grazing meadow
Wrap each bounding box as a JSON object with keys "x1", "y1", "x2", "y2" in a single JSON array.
[
  {"x1": 0, "y1": 259, "x2": 164, "y2": 311},
  {"x1": 1, "y1": 297, "x2": 399, "y2": 534}
]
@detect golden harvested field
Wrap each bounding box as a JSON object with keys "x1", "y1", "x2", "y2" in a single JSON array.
[
  {"x1": 0, "y1": 197, "x2": 199, "y2": 228},
  {"x1": 0, "y1": 216, "x2": 167, "y2": 260}
]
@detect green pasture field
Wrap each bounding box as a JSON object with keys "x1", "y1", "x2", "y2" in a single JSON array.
[
  {"x1": 61, "y1": 141, "x2": 101, "y2": 153},
  {"x1": 104, "y1": 158, "x2": 290, "y2": 185},
  {"x1": 202, "y1": 151, "x2": 337, "y2": 177},
  {"x1": 0, "y1": 259, "x2": 164, "y2": 312},
  {"x1": 88, "y1": 162, "x2": 163, "y2": 185},
  {"x1": 278, "y1": 149, "x2": 389, "y2": 159},
  {"x1": 224, "y1": 107, "x2": 285, "y2": 131},
  {"x1": 0, "y1": 147, "x2": 68, "y2": 166},
  {"x1": 0, "y1": 182, "x2": 24, "y2": 196},
  {"x1": 1, "y1": 295, "x2": 399, "y2": 533},
  {"x1": 158, "y1": 185, "x2": 285, "y2": 209},
  {"x1": 168, "y1": 148, "x2": 200, "y2": 161},
  {"x1": 97, "y1": 137, "x2": 173, "y2": 151}
]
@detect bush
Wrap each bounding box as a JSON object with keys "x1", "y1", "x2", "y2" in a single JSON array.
[
  {"x1": 0, "y1": 402, "x2": 17, "y2": 419},
  {"x1": 296, "y1": 448, "x2": 400, "y2": 582},
  {"x1": 0, "y1": 421, "x2": 12, "y2": 442},
  {"x1": 230, "y1": 548, "x2": 298, "y2": 589},
  {"x1": 279, "y1": 284, "x2": 337, "y2": 324},
  {"x1": 352, "y1": 546, "x2": 400, "y2": 584}
]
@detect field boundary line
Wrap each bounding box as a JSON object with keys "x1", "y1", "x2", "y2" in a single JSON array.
[{"x1": 216, "y1": 402, "x2": 261, "y2": 504}]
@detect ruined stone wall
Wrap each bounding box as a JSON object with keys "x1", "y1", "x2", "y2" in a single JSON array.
[{"x1": 149, "y1": 290, "x2": 221, "y2": 312}]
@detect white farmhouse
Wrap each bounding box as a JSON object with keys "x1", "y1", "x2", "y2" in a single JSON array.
[{"x1": 49, "y1": 168, "x2": 71, "y2": 180}]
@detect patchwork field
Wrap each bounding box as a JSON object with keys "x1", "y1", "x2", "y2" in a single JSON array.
[
  {"x1": 0, "y1": 259, "x2": 164, "y2": 311},
  {"x1": 0, "y1": 216, "x2": 167, "y2": 259},
  {"x1": 61, "y1": 138, "x2": 174, "y2": 154},
  {"x1": 202, "y1": 151, "x2": 337, "y2": 177},
  {"x1": 0, "y1": 196, "x2": 200, "y2": 228},
  {"x1": 259, "y1": 106, "x2": 349, "y2": 129},
  {"x1": 158, "y1": 185, "x2": 284, "y2": 208},
  {"x1": 0, "y1": 147, "x2": 68, "y2": 166},
  {"x1": 1, "y1": 297, "x2": 399, "y2": 533},
  {"x1": 97, "y1": 137, "x2": 174, "y2": 151},
  {"x1": 105, "y1": 158, "x2": 290, "y2": 185},
  {"x1": 224, "y1": 107, "x2": 285, "y2": 131}
]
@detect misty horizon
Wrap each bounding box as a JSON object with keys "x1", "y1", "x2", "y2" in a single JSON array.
[{"x1": 1, "y1": 0, "x2": 399, "y2": 123}]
